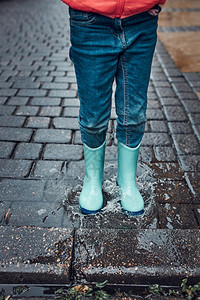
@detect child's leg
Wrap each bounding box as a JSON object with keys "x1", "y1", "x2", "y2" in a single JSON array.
[
  {"x1": 69, "y1": 10, "x2": 120, "y2": 213},
  {"x1": 115, "y1": 11, "x2": 159, "y2": 215},
  {"x1": 115, "y1": 12, "x2": 158, "y2": 148},
  {"x1": 69, "y1": 10, "x2": 119, "y2": 148}
]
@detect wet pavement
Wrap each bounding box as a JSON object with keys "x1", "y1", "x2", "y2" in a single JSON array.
[{"x1": 0, "y1": 0, "x2": 200, "y2": 293}]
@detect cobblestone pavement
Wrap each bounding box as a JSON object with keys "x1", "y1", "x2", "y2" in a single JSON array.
[
  {"x1": 0, "y1": 0, "x2": 200, "y2": 230},
  {"x1": 0, "y1": 0, "x2": 200, "y2": 289}
]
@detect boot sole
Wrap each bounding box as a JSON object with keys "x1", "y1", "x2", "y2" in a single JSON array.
[
  {"x1": 122, "y1": 207, "x2": 144, "y2": 216},
  {"x1": 80, "y1": 206, "x2": 102, "y2": 215}
]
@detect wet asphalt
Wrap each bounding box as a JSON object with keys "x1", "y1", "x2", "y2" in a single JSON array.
[{"x1": 0, "y1": 0, "x2": 200, "y2": 296}]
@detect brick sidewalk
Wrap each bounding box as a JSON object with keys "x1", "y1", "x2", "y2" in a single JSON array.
[{"x1": 0, "y1": 0, "x2": 200, "y2": 288}]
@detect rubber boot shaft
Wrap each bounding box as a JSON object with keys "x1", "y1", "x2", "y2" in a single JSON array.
[
  {"x1": 79, "y1": 140, "x2": 106, "y2": 214},
  {"x1": 117, "y1": 141, "x2": 144, "y2": 215}
]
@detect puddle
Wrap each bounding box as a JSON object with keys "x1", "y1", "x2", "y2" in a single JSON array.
[{"x1": 42, "y1": 161, "x2": 158, "y2": 229}]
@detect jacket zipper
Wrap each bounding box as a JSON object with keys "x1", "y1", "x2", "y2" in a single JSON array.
[{"x1": 115, "y1": 0, "x2": 125, "y2": 18}]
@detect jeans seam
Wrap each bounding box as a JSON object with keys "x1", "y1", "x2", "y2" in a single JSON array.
[{"x1": 120, "y1": 54, "x2": 130, "y2": 146}]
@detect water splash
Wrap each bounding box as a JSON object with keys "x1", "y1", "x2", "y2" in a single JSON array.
[
  {"x1": 61, "y1": 161, "x2": 158, "y2": 229},
  {"x1": 41, "y1": 161, "x2": 158, "y2": 228}
]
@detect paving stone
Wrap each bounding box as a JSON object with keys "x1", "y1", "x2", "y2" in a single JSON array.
[
  {"x1": 39, "y1": 106, "x2": 62, "y2": 117},
  {"x1": 42, "y1": 83, "x2": 69, "y2": 90},
  {"x1": 0, "y1": 81, "x2": 13, "y2": 88},
  {"x1": 147, "y1": 92, "x2": 158, "y2": 100},
  {"x1": 0, "y1": 179, "x2": 45, "y2": 202},
  {"x1": 172, "y1": 82, "x2": 193, "y2": 93},
  {"x1": 63, "y1": 107, "x2": 79, "y2": 117},
  {"x1": 73, "y1": 130, "x2": 82, "y2": 145},
  {"x1": 164, "y1": 68, "x2": 183, "y2": 78},
  {"x1": 184, "y1": 72, "x2": 200, "y2": 81},
  {"x1": 154, "y1": 179, "x2": 191, "y2": 204},
  {"x1": 190, "y1": 80, "x2": 200, "y2": 89},
  {"x1": 0, "y1": 226, "x2": 73, "y2": 284},
  {"x1": 36, "y1": 76, "x2": 54, "y2": 83},
  {"x1": 181, "y1": 100, "x2": 200, "y2": 114},
  {"x1": 139, "y1": 146, "x2": 154, "y2": 163},
  {"x1": 0, "y1": 127, "x2": 32, "y2": 142},
  {"x1": 14, "y1": 143, "x2": 43, "y2": 159},
  {"x1": 151, "y1": 163, "x2": 184, "y2": 181},
  {"x1": 62, "y1": 98, "x2": 80, "y2": 107},
  {"x1": 32, "y1": 71, "x2": 49, "y2": 77},
  {"x1": 15, "y1": 65, "x2": 39, "y2": 72},
  {"x1": 41, "y1": 66, "x2": 56, "y2": 72},
  {"x1": 147, "y1": 100, "x2": 160, "y2": 109},
  {"x1": 53, "y1": 117, "x2": 79, "y2": 130},
  {"x1": 9, "y1": 77, "x2": 35, "y2": 84},
  {"x1": 152, "y1": 81, "x2": 171, "y2": 88},
  {"x1": 67, "y1": 71, "x2": 76, "y2": 77},
  {"x1": 0, "y1": 159, "x2": 32, "y2": 178},
  {"x1": 34, "y1": 129, "x2": 71, "y2": 143},
  {"x1": 189, "y1": 113, "x2": 200, "y2": 125},
  {"x1": 159, "y1": 97, "x2": 181, "y2": 106},
  {"x1": 55, "y1": 76, "x2": 77, "y2": 83},
  {"x1": 31, "y1": 160, "x2": 63, "y2": 178},
  {"x1": 15, "y1": 71, "x2": 33, "y2": 77},
  {"x1": 149, "y1": 120, "x2": 168, "y2": 132},
  {"x1": 30, "y1": 97, "x2": 61, "y2": 106},
  {"x1": 0, "y1": 105, "x2": 16, "y2": 115},
  {"x1": 168, "y1": 122, "x2": 193, "y2": 134},
  {"x1": 185, "y1": 172, "x2": 200, "y2": 204},
  {"x1": 157, "y1": 203, "x2": 198, "y2": 229},
  {"x1": 0, "y1": 115, "x2": 26, "y2": 127},
  {"x1": 8, "y1": 201, "x2": 64, "y2": 227},
  {"x1": 172, "y1": 134, "x2": 200, "y2": 155},
  {"x1": 142, "y1": 133, "x2": 171, "y2": 146},
  {"x1": 151, "y1": 72, "x2": 168, "y2": 81},
  {"x1": 178, "y1": 92, "x2": 199, "y2": 100},
  {"x1": 74, "y1": 229, "x2": 200, "y2": 284},
  {"x1": 154, "y1": 146, "x2": 177, "y2": 162},
  {"x1": 0, "y1": 201, "x2": 11, "y2": 224},
  {"x1": 163, "y1": 106, "x2": 188, "y2": 121},
  {"x1": 66, "y1": 161, "x2": 84, "y2": 183},
  {"x1": 0, "y1": 89, "x2": 17, "y2": 97},
  {"x1": 155, "y1": 87, "x2": 177, "y2": 98},
  {"x1": 57, "y1": 63, "x2": 75, "y2": 71},
  {"x1": 25, "y1": 116, "x2": 50, "y2": 128},
  {"x1": 178, "y1": 155, "x2": 200, "y2": 172},
  {"x1": 0, "y1": 97, "x2": 7, "y2": 105},
  {"x1": 146, "y1": 109, "x2": 165, "y2": 120},
  {"x1": 15, "y1": 106, "x2": 39, "y2": 116},
  {"x1": 12, "y1": 82, "x2": 40, "y2": 89},
  {"x1": 1, "y1": 71, "x2": 18, "y2": 78},
  {"x1": 7, "y1": 97, "x2": 29, "y2": 106},
  {"x1": 49, "y1": 90, "x2": 76, "y2": 98},
  {"x1": 70, "y1": 83, "x2": 78, "y2": 91},
  {"x1": 43, "y1": 144, "x2": 83, "y2": 160},
  {"x1": 0, "y1": 141, "x2": 16, "y2": 158},
  {"x1": 17, "y1": 89, "x2": 47, "y2": 97}
]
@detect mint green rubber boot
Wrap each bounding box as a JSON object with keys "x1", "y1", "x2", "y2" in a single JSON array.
[
  {"x1": 79, "y1": 140, "x2": 106, "y2": 214},
  {"x1": 117, "y1": 142, "x2": 144, "y2": 216}
]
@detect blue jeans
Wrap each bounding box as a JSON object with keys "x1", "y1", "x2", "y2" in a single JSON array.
[{"x1": 69, "y1": 7, "x2": 159, "y2": 148}]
